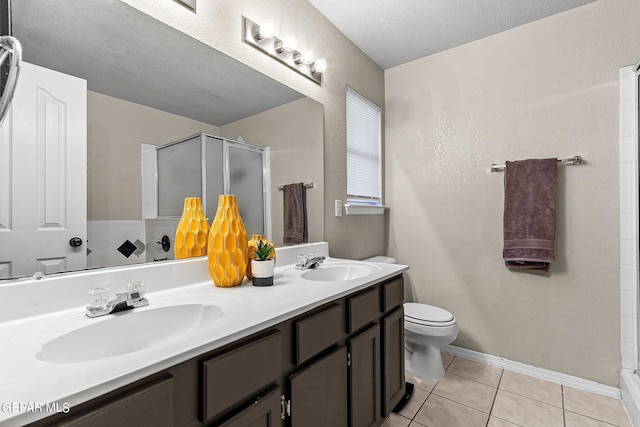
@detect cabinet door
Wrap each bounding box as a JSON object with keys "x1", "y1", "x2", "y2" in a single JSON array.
[
  {"x1": 288, "y1": 346, "x2": 348, "y2": 426},
  {"x1": 382, "y1": 306, "x2": 405, "y2": 416},
  {"x1": 348, "y1": 324, "x2": 382, "y2": 427},
  {"x1": 219, "y1": 386, "x2": 281, "y2": 427}
]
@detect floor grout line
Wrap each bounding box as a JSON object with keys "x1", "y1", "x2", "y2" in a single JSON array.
[
  {"x1": 561, "y1": 384, "x2": 566, "y2": 427},
  {"x1": 485, "y1": 369, "x2": 504, "y2": 427}
]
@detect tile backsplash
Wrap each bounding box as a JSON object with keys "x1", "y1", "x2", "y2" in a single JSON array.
[
  {"x1": 87, "y1": 220, "x2": 146, "y2": 268},
  {"x1": 87, "y1": 218, "x2": 180, "y2": 268}
]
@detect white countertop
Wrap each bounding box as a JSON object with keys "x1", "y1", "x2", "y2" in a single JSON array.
[{"x1": 0, "y1": 243, "x2": 407, "y2": 426}]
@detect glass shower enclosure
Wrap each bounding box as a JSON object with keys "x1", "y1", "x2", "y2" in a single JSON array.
[{"x1": 156, "y1": 133, "x2": 271, "y2": 239}]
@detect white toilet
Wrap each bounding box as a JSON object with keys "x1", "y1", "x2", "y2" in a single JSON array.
[
  {"x1": 363, "y1": 255, "x2": 458, "y2": 381},
  {"x1": 404, "y1": 302, "x2": 458, "y2": 380}
]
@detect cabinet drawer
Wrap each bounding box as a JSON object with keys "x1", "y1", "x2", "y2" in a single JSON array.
[
  {"x1": 66, "y1": 376, "x2": 174, "y2": 426},
  {"x1": 382, "y1": 277, "x2": 404, "y2": 313},
  {"x1": 347, "y1": 287, "x2": 380, "y2": 333},
  {"x1": 295, "y1": 303, "x2": 342, "y2": 364},
  {"x1": 202, "y1": 331, "x2": 281, "y2": 421}
]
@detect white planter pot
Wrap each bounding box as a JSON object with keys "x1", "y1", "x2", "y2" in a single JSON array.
[{"x1": 251, "y1": 259, "x2": 274, "y2": 286}]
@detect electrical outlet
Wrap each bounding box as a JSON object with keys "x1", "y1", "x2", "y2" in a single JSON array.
[{"x1": 335, "y1": 200, "x2": 342, "y2": 217}]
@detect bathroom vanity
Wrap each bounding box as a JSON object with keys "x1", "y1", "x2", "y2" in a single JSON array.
[{"x1": 0, "y1": 243, "x2": 408, "y2": 427}]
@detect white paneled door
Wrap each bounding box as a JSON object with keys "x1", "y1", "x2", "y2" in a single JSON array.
[{"x1": 0, "y1": 62, "x2": 87, "y2": 279}]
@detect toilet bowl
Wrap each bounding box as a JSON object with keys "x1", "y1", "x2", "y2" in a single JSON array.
[
  {"x1": 404, "y1": 302, "x2": 458, "y2": 380},
  {"x1": 362, "y1": 256, "x2": 458, "y2": 381}
]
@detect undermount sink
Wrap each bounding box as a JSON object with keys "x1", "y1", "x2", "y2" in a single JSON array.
[
  {"x1": 37, "y1": 304, "x2": 223, "y2": 363},
  {"x1": 300, "y1": 264, "x2": 377, "y2": 282}
]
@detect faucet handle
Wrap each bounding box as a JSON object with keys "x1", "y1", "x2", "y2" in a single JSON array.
[
  {"x1": 126, "y1": 281, "x2": 146, "y2": 298},
  {"x1": 87, "y1": 287, "x2": 111, "y2": 309}
]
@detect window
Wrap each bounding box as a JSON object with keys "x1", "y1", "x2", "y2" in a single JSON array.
[{"x1": 346, "y1": 87, "x2": 381, "y2": 205}]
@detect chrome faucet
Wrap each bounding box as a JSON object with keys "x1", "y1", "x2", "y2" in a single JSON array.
[
  {"x1": 295, "y1": 254, "x2": 326, "y2": 270},
  {"x1": 86, "y1": 281, "x2": 148, "y2": 318}
]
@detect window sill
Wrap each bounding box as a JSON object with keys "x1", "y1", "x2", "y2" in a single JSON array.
[{"x1": 344, "y1": 204, "x2": 387, "y2": 215}]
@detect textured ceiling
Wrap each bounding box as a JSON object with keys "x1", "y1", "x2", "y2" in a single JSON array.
[
  {"x1": 12, "y1": 0, "x2": 303, "y2": 127},
  {"x1": 308, "y1": 0, "x2": 597, "y2": 69}
]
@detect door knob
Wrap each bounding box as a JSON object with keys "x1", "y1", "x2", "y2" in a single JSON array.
[
  {"x1": 69, "y1": 237, "x2": 83, "y2": 247},
  {"x1": 156, "y1": 235, "x2": 170, "y2": 252}
]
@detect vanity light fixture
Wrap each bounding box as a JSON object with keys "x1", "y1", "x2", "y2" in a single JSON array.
[
  {"x1": 242, "y1": 16, "x2": 327, "y2": 85},
  {"x1": 173, "y1": 0, "x2": 196, "y2": 12}
]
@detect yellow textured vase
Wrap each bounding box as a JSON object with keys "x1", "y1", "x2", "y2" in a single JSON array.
[
  {"x1": 245, "y1": 234, "x2": 276, "y2": 280},
  {"x1": 174, "y1": 197, "x2": 210, "y2": 259},
  {"x1": 207, "y1": 194, "x2": 248, "y2": 287}
]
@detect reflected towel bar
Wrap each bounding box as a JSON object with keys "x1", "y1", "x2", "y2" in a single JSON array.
[
  {"x1": 490, "y1": 156, "x2": 582, "y2": 172},
  {"x1": 277, "y1": 182, "x2": 315, "y2": 190}
]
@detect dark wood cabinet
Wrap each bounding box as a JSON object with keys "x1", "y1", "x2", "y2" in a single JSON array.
[
  {"x1": 294, "y1": 303, "x2": 342, "y2": 364},
  {"x1": 201, "y1": 331, "x2": 282, "y2": 422},
  {"x1": 54, "y1": 376, "x2": 174, "y2": 427},
  {"x1": 28, "y1": 274, "x2": 404, "y2": 427},
  {"x1": 382, "y1": 307, "x2": 405, "y2": 415},
  {"x1": 348, "y1": 324, "x2": 382, "y2": 427},
  {"x1": 218, "y1": 386, "x2": 282, "y2": 427},
  {"x1": 288, "y1": 346, "x2": 348, "y2": 426},
  {"x1": 347, "y1": 287, "x2": 380, "y2": 333}
]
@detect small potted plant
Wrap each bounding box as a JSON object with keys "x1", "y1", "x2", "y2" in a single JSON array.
[{"x1": 251, "y1": 240, "x2": 275, "y2": 286}]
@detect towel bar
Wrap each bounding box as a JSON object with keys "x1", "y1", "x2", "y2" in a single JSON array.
[
  {"x1": 277, "y1": 182, "x2": 315, "y2": 190},
  {"x1": 490, "y1": 156, "x2": 582, "y2": 172}
]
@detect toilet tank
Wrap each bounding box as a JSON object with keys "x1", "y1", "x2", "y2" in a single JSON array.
[{"x1": 363, "y1": 256, "x2": 396, "y2": 264}]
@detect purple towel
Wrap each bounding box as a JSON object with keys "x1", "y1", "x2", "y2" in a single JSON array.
[
  {"x1": 503, "y1": 158, "x2": 557, "y2": 274},
  {"x1": 283, "y1": 183, "x2": 308, "y2": 245}
]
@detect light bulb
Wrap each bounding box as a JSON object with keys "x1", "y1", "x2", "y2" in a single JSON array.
[
  {"x1": 281, "y1": 34, "x2": 298, "y2": 52},
  {"x1": 312, "y1": 57, "x2": 328, "y2": 74},
  {"x1": 300, "y1": 49, "x2": 315, "y2": 65},
  {"x1": 257, "y1": 19, "x2": 275, "y2": 40}
]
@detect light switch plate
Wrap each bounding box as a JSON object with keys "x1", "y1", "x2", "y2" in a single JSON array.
[{"x1": 335, "y1": 200, "x2": 342, "y2": 217}]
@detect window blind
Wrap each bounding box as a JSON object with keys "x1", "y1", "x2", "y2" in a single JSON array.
[{"x1": 346, "y1": 87, "x2": 381, "y2": 203}]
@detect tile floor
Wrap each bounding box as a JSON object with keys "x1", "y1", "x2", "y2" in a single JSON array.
[{"x1": 383, "y1": 353, "x2": 632, "y2": 427}]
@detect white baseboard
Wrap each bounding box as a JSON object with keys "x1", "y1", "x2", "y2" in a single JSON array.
[{"x1": 443, "y1": 345, "x2": 620, "y2": 399}]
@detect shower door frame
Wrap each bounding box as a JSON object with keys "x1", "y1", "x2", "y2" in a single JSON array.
[
  {"x1": 624, "y1": 63, "x2": 640, "y2": 373},
  {"x1": 636, "y1": 65, "x2": 640, "y2": 371}
]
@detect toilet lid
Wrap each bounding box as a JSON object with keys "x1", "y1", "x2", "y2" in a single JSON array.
[{"x1": 404, "y1": 303, "x2": 455, "y2": 326}]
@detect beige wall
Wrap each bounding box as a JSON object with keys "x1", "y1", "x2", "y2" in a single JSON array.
[
  {"x1": 122, "y1": 0, "x2": 387, "y2": 259},
  {"x1": 220, "y1": 98, "x2": 324, "y2": 246},
  {"x1": 386, "y1": 0, "x2": 640, "y2": 386},
  {"x1": 87, "y1": 91, "x2": 219, "y2": 220}
]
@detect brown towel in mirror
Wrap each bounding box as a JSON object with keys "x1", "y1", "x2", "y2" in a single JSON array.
[
  {"x1": 283, "y1": 183, "x2": 308, "y2": 245},
  {"x1": 503, "y1": 158, "x2": 557, "y2": 274}
]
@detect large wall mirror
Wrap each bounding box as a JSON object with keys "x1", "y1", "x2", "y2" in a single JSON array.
[{"x1": 0, "y1": 0, "x2": 324, "y2": 280}]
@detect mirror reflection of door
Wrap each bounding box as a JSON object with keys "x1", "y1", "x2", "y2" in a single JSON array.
[{"x1": 0, "y1": 62, "x2": 87, "y2": 278}]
